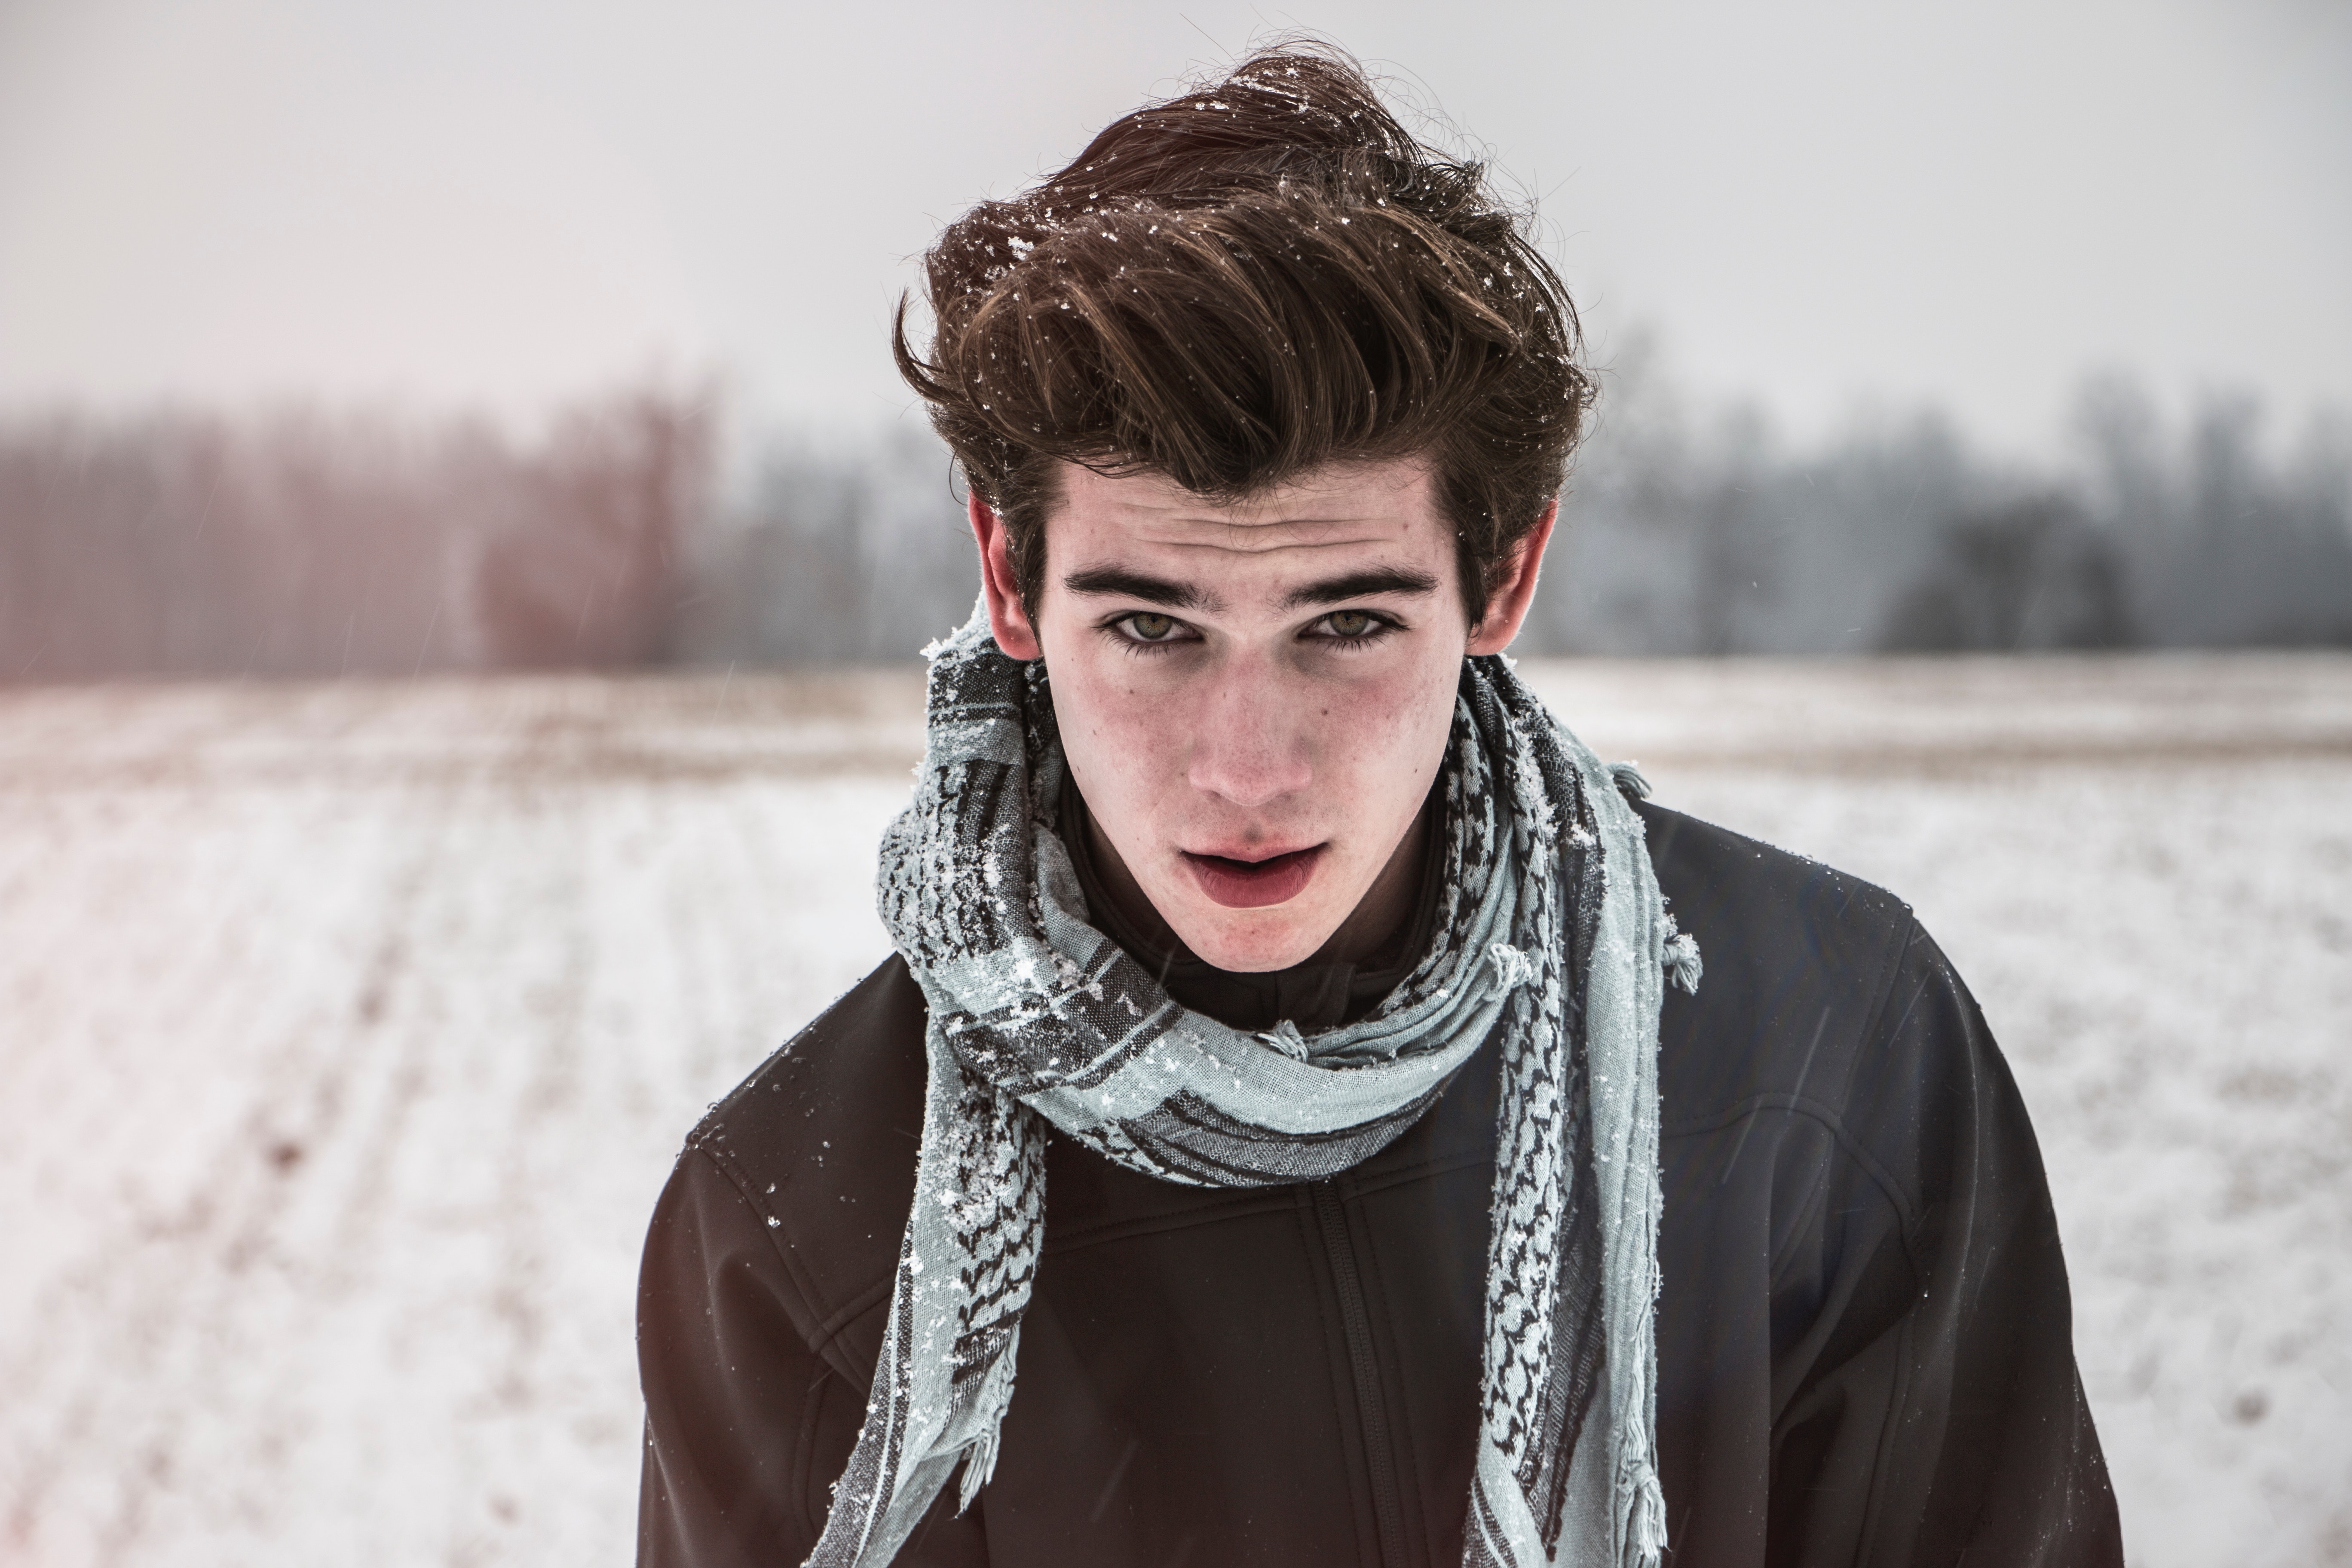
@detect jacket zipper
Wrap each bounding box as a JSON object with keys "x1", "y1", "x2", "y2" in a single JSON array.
[{"x1": 1313, "y1": 1181, "x2": 1413, "y2": 1568}]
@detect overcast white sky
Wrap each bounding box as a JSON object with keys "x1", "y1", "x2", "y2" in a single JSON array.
[{"x1": 2, "y1": 0, "x2": 2346, "y2": 454}]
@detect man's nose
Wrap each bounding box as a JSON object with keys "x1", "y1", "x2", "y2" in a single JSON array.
[{"x1": 1183, "y1": 651, "x2": 1315, "y2": 810}]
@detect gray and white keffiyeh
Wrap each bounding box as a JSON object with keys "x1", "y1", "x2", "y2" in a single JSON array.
[{"x1": 810, "y1": 606, "x2": 1699, "y2": 1568}]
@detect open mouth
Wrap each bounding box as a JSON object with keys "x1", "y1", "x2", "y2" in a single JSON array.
[{"x1": 1181, "y1": 845, "x2": 1324, "y2": 910}]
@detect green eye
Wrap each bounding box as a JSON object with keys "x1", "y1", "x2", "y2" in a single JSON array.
[
  {"x1": 1125, "y1": 612, "x2": 1178, "y2": 641},
  {"x1": 1325, "y1": 610, "x2": 1377, "y2": 637}
]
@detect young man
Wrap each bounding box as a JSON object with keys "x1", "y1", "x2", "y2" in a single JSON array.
[{"x1": 637, "y1": 48, "x2": 2121, "y2": 1568}]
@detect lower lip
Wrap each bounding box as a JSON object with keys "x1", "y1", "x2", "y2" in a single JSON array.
[{"x1": 1182, "y1": 846, "x2": 1324, "y2": 909}]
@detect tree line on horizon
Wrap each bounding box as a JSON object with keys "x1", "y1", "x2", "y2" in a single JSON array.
[
  {"x1": 0, "y1": 393, "x2": 709, "y2": 679},
  {"x1": 2, "y1": 367, "x2": 2346, "y2": 681}
]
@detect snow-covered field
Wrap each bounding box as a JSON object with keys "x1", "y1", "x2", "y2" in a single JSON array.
[{"x1": 2, "y1": 656, "x2": 2346, "y2": 1567}]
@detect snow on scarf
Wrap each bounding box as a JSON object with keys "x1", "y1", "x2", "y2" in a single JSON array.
[{"x1": 812, "y1": 606, "x2": 1698, "y2": 1568}]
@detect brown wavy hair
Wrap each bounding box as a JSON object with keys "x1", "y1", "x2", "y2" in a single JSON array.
[{"x1": 893, "y1": 43, "x2": 1593, "y2": 627}]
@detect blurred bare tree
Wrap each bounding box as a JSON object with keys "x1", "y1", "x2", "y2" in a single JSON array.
[
  {"x1": 1878, "y1": 496, "x2": 2133, "y2": 651},
  {"x1": 672, "y1": 421, "x2": 976, "y2": 665},
  {"x1": 0, "y1": 388, "x2": 711, "y2": 679},
  {"x1": 473, "y1": 392, "x2": 711, "y2": 668},
  {"x1": 2074, "y1": 380, "x2": 2352, "y2": 648}
]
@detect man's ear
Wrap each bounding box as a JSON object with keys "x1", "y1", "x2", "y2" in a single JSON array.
[
  {"x1": 971, "y1": 491, "x2": 1043, "y2": 660},
  {"x1": 1465, "y1": 497, "x2": 1558, "y2": 656}
]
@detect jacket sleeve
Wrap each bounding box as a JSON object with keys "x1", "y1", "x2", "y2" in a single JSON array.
[
  {"x1": 1769, "y1": 923, "x2": 2123, "y2": 1567},
  {"x1": 636, "y1": 1145, "x2": 990, "y2": 1568}
]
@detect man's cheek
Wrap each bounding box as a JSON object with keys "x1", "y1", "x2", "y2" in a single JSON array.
[
  {"x1": 1062, "y1": 674, "x2": 1188, "y2": 809},
  {"x1": 1320, "y1": 667, "x2": 1435, "y2": 756},
  {"x1": 1079, "y1": 677, "x2": 1192, "y2": 758}
]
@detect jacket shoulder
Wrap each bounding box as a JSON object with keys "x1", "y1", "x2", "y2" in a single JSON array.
[
  {"x1": 1634, "y1": 799, "x2": 1917, "y2": 1124},
  {"x1": 1637, "y1": 797, "x2": 2026, "y2": 1221},
  {"x1": 678, "y1": 954, "x2": 928, "y2": 1369}
]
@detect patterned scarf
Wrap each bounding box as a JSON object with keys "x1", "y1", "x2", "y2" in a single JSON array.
[{"x1": 813, "y1": 607, "x2": 1697, "y2": 1568}]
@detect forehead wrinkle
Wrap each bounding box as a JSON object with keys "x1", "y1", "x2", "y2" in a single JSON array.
[
  {"x1": 1113, "y1": 500, "x2": 1409, "y2": 528},
  {"x1": 1133, "y1": 532, "x2": 1400, "y2": 558}
]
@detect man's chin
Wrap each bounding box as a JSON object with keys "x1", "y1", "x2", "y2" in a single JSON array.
[{"x1": 1162, "y1": 903, "x2": 1338, "y2": 975}]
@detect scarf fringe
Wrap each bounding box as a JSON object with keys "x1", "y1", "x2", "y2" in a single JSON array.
[
  {"x1": 953, "y1": 1426, "x2": 1002, "y2": 1516},
  {"x1": 1606, "y1": 760, "x2": 1654, "y2": 801},
  {"x1": 1663, "y1": 929, "x2": 1703, "y2": 995},
  {"x1": 1624, "y1": 1463, "x2": 1669, "y2": 1565}
]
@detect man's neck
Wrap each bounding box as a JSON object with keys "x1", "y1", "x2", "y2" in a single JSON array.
[{"x1": 1079, "y1": 794, "x2": 1434, "y2": 974}]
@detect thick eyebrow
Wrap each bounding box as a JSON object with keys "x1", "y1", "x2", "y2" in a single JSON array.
[
  {"x1": 1061, "y1": 567, "x2": 1212, "y2": 611},
  {"x1": 1060, "y1": 564, "x2": 1439, "y2": 614},
  {"x1": 1280, "y1": 567, "x2": 1440, "y2": 610}
]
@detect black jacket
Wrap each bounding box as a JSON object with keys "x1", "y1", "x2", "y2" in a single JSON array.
[{"x1": 636, "y1": 801, "x2": 2122, "y2": 1566}]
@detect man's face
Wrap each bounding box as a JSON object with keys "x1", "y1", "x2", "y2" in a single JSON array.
[{"x1": 975, "y1": 457, "x2": 1548, "y2": 973}]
